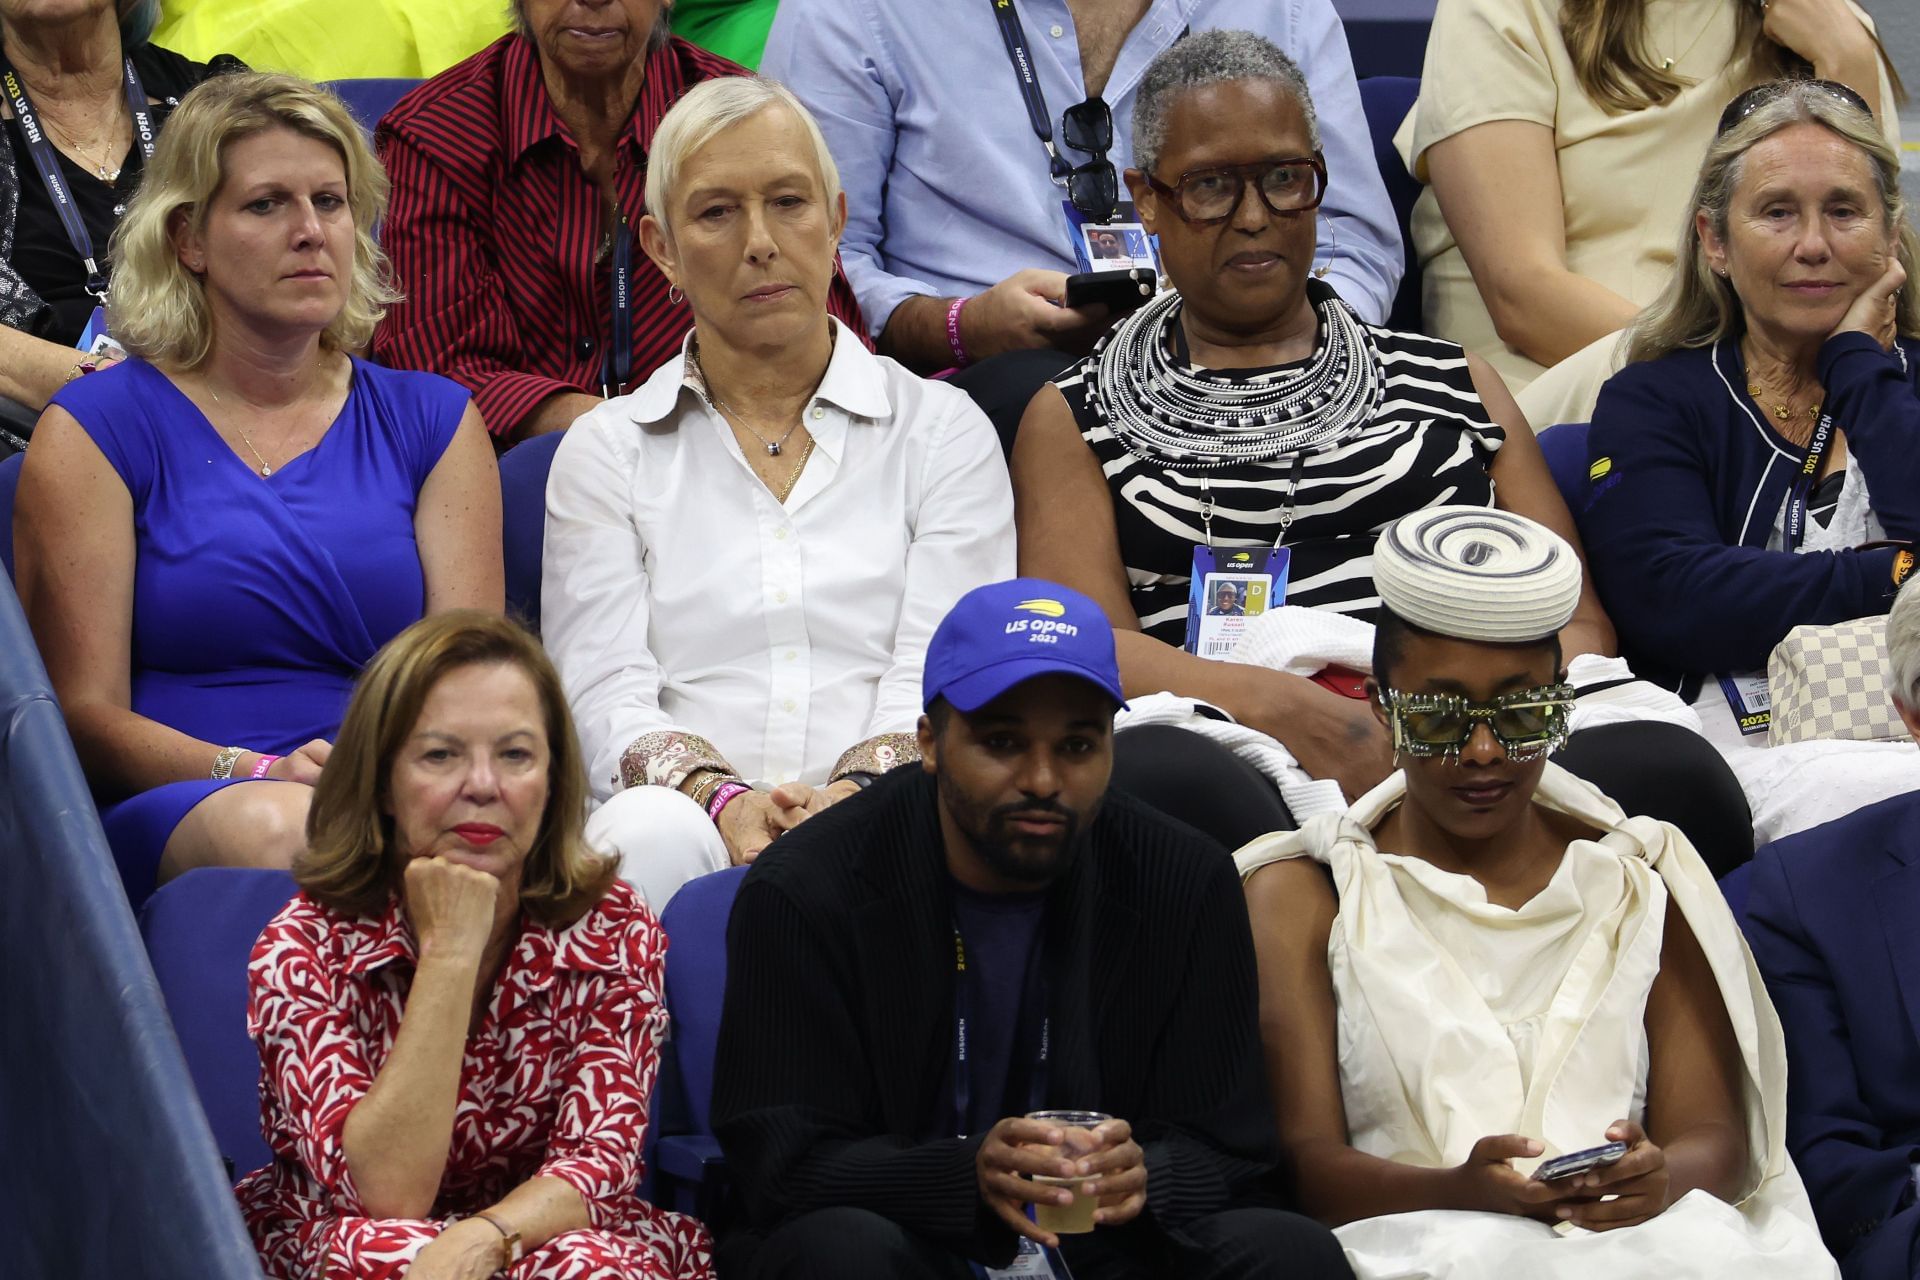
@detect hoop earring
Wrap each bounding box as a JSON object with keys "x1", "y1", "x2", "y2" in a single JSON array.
[{"x1": 667, "y1": 285, "x2": 684, "y2": 305}]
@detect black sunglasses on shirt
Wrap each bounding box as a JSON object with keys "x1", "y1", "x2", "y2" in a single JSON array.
[{"x1": 1057, "y1": 96, "x2": 1119, "y2": 223}]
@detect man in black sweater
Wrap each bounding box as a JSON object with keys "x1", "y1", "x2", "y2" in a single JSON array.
[{"x1": 712, "y1": 579, "x2": 1352, "y2": 1279}]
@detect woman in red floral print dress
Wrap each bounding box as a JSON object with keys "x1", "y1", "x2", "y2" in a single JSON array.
[{"x1": 237, "y1": 611, "x2": 713, "y2": 1280}]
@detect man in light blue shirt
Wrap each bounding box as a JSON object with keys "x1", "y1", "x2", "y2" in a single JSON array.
[{"x1": 762, "y1": 0, "x2": 1402, "y2": 373}]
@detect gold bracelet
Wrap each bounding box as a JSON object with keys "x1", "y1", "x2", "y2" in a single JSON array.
[
  {"x1": 471, "y1": 1211, "x2": 521, "y2": 1272},
  {"x1": 688, "y1": 770, "x2": 741, "y2": 809},
  {"x1": 210, "y1": 745, "x2": 246, "y2": 780}
]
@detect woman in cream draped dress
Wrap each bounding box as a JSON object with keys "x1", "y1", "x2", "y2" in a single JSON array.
[{"x1": 1236, "y1": 509, "x2": 1835, "y2": 1278}]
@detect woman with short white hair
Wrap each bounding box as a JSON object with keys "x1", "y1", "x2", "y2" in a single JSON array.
[{"x1": 542, "y1": 77, "x2": 1013, "y2": 910}]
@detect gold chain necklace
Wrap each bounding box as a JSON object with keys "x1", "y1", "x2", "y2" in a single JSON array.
[
  {"x1": 1658, "y1": 3, "x2": 1719, "y2": 72},
  {"x1": 38, "y1": 103, "x2": 125, "y2": 182},
  {"x1": 1745, "y1": 381, "x2": 1821, "y2": 424},
  {"x1": 776, "y1": 438, "x2": 816, "y2": 504},
  {"x1": 207, "y1": 382, "x2": 293, "y2": 477}
]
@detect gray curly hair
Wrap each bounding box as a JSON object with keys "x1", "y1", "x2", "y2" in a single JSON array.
[
  {"x1": 1889, "y1": 578, "x2": 1920, "y2": 712},
  {"x1": 1132, "y1": 30, "x2": 1319, "y2": 175}
]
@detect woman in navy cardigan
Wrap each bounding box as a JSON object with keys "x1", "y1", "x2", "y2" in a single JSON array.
[{"x1": 1579, "y1": 80, "x2": 1920, "y2": 706}]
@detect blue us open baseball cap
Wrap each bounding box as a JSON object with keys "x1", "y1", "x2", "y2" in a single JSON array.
[{"x1": 923, "y1": 578, "x2": 1127, "y2": 712}]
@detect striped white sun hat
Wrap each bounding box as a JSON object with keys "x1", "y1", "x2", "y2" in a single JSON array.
[{"x1": 1373, "y1": 507, "x2": 1582, "y2": 642}]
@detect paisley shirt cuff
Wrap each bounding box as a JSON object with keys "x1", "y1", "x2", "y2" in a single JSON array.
[
  {"x1": 618, "y1": 731, "x2": 735, "y2": 793},
  {"x1": 830, "y1": 733, "x2": 921, "y2": 782}
]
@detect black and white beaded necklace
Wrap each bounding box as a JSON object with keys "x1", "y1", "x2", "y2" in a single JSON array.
[{"x1": 1088, "y1": 281, "x2": 1382, "y2": 471}]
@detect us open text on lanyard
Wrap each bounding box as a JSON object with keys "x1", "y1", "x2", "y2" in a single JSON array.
[
  {"x1": 0, "y1": 54, "x2": 155, "y2": 302},
  {"x1": 1782, "y1": 408, "x2": 1837, "y2": 553},
  {"x1": 953, "y1": 923, "x2": 1051, "y2": 1140},
  {"x1": 955, "y1": 924, "x2": 1073, "y2": 1280},
  {"x1": 1718, "y1": 405, "x2": 1838, "y2": 735},
  {"x1": 603, "y1": 214, "x2": 633, "y2": 397},
  {"x1": 985, "y1": 0, "x2": 1075, "y2": 183}
]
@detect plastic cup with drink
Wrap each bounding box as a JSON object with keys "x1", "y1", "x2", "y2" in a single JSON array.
[{"x1": 1024, "y1": 1109, "x2": 1111, "y2": 1234}]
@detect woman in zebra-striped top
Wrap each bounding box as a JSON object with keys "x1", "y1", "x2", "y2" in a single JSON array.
[{"x1": 1011, "y1": 32, "x2": 1617, "y2": 830}]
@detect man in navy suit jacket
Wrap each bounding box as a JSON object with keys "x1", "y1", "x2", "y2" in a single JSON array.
[{"x1": 1745, "y1": 582, "x2": 1920, "y2": 1280}]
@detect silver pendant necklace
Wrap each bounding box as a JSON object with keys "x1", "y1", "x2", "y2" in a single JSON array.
[
  {"x1": 710, "y1": 391, "x2": 801, "y2": 455},
  {"x1": 691, "y1": 344, "x2": 803, "y2": 455}
]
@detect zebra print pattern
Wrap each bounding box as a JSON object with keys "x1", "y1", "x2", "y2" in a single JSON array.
[{"x1": 1056, "y1": 301, "x2": 1505, "y2": 644}]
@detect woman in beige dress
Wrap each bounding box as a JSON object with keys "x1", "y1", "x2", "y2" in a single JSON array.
[{"x1": 1396, "y1": 0, "x2": 1898, "y2": 428}]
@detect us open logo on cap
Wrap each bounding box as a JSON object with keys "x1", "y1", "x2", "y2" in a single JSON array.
[{"x1": 1007, "y1": 599, "x2": 1079, "y2": 645}]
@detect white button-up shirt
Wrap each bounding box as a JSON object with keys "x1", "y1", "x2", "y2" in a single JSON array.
[{"x1": 543, "y1": 321, "x2": 1015, "y2": 800}]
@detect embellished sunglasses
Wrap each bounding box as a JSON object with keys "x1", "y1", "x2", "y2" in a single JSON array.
[
  {"x1": 1142, "y1": 155, "x2": 1327, "y2": 226},
  {"x1": 1379, "y1": 683, "x2": 1577, "y2": 763},
  {"x1": 1715, "y1": 78, "x2": 1873, "y2": 136}
]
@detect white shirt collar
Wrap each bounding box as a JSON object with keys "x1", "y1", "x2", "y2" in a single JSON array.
[{"x1": 625, "y1": 316, "x2": 893, "y2": 459}]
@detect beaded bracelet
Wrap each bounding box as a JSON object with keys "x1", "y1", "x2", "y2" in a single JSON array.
[
  {"x1": 706, "y1": 781, "x2": 750, "y2": 823},
  {"x1": 944, "y1": 296, "x2": 971, "y2": 368}
]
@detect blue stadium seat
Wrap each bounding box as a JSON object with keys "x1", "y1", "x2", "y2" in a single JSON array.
[
  {"x1": 322, "y1": 78, "x2": 422, "y2": 133},
  {"x1": 0, "y1": 449, "x2": 21, "y2": 580},
  {"x1": 500, "y1": 431, "x2": 567, "y2": 632},
  {"x1": 654, "y1": 865, "x2": 747, "y2": 1223},
  {"x1": 2, "y1": 571, "x2": 262, "y2": 1273},
  {"x1": 141, "y1": 868, "x2": 301, "y2": 1183},
  {"x1": 1537, "y1": 421, "x2": 1592, "y2": 515},
  {"x1": 1356, "y1": 76, "x2": 1423, "y2": 333}
]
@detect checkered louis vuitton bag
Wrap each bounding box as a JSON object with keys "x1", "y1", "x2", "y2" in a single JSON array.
[{"x1": 1767, "y1": 615, "x2": 1905, "y2": 745}]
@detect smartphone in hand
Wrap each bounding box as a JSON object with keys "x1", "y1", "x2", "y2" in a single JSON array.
[
  {"x1": 1531, "y1": 1141, "x2": 1629, "y2": 1182},
  {"x1": 1065, "y1": 268, "x2": 1156, "y2": 315}
]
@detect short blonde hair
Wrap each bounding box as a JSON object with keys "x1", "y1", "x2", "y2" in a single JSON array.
[
  {"x1": 1628, "y1": 80, "x2": 1920, "y2": 364},
  {"x1": 296, "y1": 612, "x2": 617, "y2": 929},
  {"x1": 107, "y1": 72, "x2": 400, "y2": 368},
  {"x1": 643, "y1": 76, "x2": 842, "y2": 240}
]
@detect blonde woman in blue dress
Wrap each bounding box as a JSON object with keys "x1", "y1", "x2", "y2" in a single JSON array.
[{"x1": 1235, "y1": 508, "x2": 1834, "y2": 1278}]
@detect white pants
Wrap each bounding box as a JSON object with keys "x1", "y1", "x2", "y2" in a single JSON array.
[{"x1": 585, "y1": 785, "x2": 731, "y2": 914}]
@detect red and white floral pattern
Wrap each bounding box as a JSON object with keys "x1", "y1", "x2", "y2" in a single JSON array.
[{"x1": 237, "y1": 880, "x2": 713, "y2": 1279}]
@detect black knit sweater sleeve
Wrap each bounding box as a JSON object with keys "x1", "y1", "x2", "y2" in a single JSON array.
[
  {"x1": 1126, "y1": 817, "x2": 1288, "y2": 1227},
  {"x1": 711, "y1": 863, "x2": 1009, "y2": 1260}
]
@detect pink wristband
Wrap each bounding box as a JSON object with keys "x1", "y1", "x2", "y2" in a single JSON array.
[
  {"x1": 706, "y1": 781, "x2": 750, "y2": 823},
  {"x1": 945, "y1": 296, "x2": 971, "y2": 368},
  {"x1": 250, "y1": 754, "x2": 281, "y2": 779}
]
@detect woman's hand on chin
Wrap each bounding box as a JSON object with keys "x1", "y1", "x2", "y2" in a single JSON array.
[
  {"x1": 1832, "y1": 257, "x2": 1906, "y2": 350},
  {"x1": 404, "y1": 856, "x2": 502, "y2": 965},
  {"x1": 1240, "y1": 670, "x2": 1392, "y2": 803},
  {"x1": 401, "y1": 1218, "x2": 508, "y2": 1280}
]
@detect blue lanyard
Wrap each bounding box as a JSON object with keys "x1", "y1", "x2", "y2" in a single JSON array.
[
  {"x1": 1, "y1": 55, "x2": 155, "y2": 301},
  {"x1": 602, "y1": 213, "x2": 633, "y2": 397},
  {"x1": 985, "y1": 0, "x2": 1069, "y2": 180},
  {"x1": 1783, "y1": 409, "x2": 1836, "y2": 552},
  {"x1": 953, "y1": 924, "x2": 1051, "y2": 1140}
]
